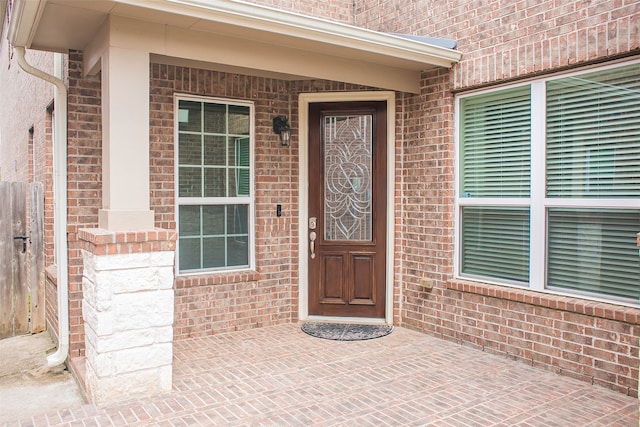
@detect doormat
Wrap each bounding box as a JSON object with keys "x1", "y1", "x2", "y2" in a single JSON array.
[{"x1": 301, "y1": 322, "x2": 393, "y2": 341}]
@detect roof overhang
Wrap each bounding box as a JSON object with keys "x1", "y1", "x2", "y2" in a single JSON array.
[{"x1": 8, "y1": 0, "x2": 462, "y2": 93}]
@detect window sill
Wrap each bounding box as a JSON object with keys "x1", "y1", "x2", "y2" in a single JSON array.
[
  {"x1": 447, "y1": 278, "x2": 640, "y2": 325},
  {"x1": 175, "y1": 270, "x2": 260, "y2": 289}
]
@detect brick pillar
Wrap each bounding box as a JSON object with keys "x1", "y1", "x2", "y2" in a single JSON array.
[{"x1": 79, "y1": 228, "x2": 176, "y2": 404}]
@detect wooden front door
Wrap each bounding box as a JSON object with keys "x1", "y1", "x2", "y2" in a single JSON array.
[{"x1": 308, "y1": 101, "x2": 387, "y2": 318}]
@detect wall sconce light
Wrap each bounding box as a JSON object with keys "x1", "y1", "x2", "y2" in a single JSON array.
[{"x1": 272, "y1": 116, "x2": 291, "y2": 147}]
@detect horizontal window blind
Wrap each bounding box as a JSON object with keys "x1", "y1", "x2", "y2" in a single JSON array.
[
  {"x1": 547, "y1": 64, "x2": 640, "y2": 198},
  {"x1": 460, "y1": 86, "x2": 531, "y2": 197},
  {"x1": 547, "y1": 209, "x2": 640, "y2": 300},
  {"x1": 461, "y1": 207, "x2": 530, "y2": 283}
]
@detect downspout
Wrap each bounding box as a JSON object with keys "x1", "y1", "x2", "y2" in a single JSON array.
[{"x1": 14, "y1": 46, "x2": 69, "y2": 368}]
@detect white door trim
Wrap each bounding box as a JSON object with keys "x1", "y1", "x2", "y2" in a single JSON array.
[{"x1": 298, "y1": 91, "x2": 396, "y2": 325}]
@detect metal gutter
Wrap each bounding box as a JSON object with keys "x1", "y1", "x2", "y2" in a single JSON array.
[
  {"x1": 7, "y1": 0, "x2": 43, "y2": 48},
  {"x1": 14, "y1": 46, "x2": 69, "y2": 368}
]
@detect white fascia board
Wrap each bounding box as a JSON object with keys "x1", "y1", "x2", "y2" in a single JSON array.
[
  {"x1": 121, "y1": 0, "x2": 462, "y2": 68},
  {"x1": 7, "y1": 0, "x2": 44, "y2": 47},
  {"x1": 104, "y1": 15, "x2": 423, "y2": 93}
]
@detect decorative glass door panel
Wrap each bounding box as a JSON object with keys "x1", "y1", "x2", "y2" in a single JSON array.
[
  {"x1": 308, "y1": 102, "x2": 387, "y2": 319},
  {"x1": 324, "y1": 115, "x2": 373, "y2": 242}
]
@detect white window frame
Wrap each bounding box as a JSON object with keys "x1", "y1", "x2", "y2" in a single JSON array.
[
  {"x1": 454, "y1": 59, "x2": 640, "y2": 306},
  {"x1": 174, "y1": 94, "x2": 256, "y2": 275}
]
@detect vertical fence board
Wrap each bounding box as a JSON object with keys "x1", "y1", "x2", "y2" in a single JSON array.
[
  {"x1": 11, "y1": 182, "x2": 28, "y2": 335},
  {"x1": 0, "y1": 182, "x2": 35, "y2": 338},
  {"x1": 0, "y1": 182, "x2": 12, "y2": 338},
  {"x1": 29, "y1": 182, "x2": 45, "y2": 332}
]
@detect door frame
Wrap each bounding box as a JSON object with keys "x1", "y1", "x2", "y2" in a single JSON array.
[{"x1": 298, "y1": 91, "x2": 395, "y2": 325}]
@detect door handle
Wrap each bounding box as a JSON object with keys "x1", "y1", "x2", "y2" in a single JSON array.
[
  {"x1": 309, "y1": 231, "x2": 317, "y2": 259},
  {"x1": 13, "y1": 235, "x2": 28, "y2": 253}
]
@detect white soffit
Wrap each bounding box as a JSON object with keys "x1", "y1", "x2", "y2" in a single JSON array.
[{"x1": 10, "y1": 0, "x2": 462, "y2": 92}]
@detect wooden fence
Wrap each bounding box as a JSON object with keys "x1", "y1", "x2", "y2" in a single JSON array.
[{"x1": 0, "y1": 182, "x2": 45, "y2": 338}]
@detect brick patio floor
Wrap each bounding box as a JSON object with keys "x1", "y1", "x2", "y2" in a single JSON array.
[{"x1": 6, "y1": 323, "x2": 639, "y2": 426}]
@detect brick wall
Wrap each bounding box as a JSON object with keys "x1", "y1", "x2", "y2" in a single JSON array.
[
  {"x1": 6, "y1": 0, "x2": 637, "y2": 399},
  {"x1": 149, "y1": 64, "x2": 379, "y2": 339},
  {"x1": 150, "y1": 65, "x2": 300, "y2": 339},
  {"x1": 40, "y1": 111, "x2": 54, "y2": 266},
  {"x1": 60, "y1": 54, "x2": 383, "y2": 351},
  {"x1": 45, "y1": 269, "x2": 58, "y2": 342},
  {"x1": 357, "y1": 0, "x2": 639, "y2": 90},
  {"x1": 65, "y1": 51, "x2": 103, "y2": 359},
  {"x1": 356, "y1": 0, "x2": 640, "y2": 396},
  {"x1": 398, "y1": 71, "x2": 640, "y2": 395},
  {"x1": 247, "y1": 0, "x2": 354, "y2": 24}
]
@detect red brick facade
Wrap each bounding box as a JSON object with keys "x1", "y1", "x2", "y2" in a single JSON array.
[
  {"x1": 355, "y1": 0, "x2": 640, "y2": 396},
  {"x1": 148, "y1": 64, "x2": 377, "y2": 338},
  {"x1": 2, "y1": 0, "x2": 638, "y2": 398},
  {"x1": 357, "y1": 0, "x2": 640, "y2": 89},
  {"x1": 245, "y1": 0, "x2": 354, "y2": 23}
]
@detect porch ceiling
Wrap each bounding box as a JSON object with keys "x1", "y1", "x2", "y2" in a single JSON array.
[{"x1": 8, "y1": 0, "x2": 462, "y2": 93}]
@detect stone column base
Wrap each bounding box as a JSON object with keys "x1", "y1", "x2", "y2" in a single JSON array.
[{"x1": 79, "y1": 228, "x2": 176, "y2": 404}]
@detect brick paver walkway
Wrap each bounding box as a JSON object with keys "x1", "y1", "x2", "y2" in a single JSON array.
[{"x1": 6, "y1": 323, "x2": 639, "y2": 426}]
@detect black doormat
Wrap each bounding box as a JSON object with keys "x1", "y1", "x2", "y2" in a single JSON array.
[{"x1": 301, "y1": 322, "x2": 393, "y2": 341}]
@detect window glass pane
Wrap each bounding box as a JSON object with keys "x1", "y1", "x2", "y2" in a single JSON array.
[
  {"x1": 178, "y1": 167, "x2": 201, "y2": 197},
  {"x1": 547, "y1": 63, "x2": 640, "y2": 197},
  {"x1": 233, "y1": 137, "x2": 250, "y2": 167},
  {"x1": 460, "y1": 86, "x2": 531, "y2": 197},
  {"x1": 227, "y1": 204, "x2": 248, "y2": 235},
  {"x1": 179, "y1": 204, "x2": 249, "y2": 271},
  {"x1": 461, "y1": 207, "x2": 530, "y2": 283},
  {"x1": 227, "y1": 205, "x2": 249, "y2": 268},
  {"x1": 179, "y1": 237, "x2": 201, "y2": 271},
  {"x1": 203, "y1": 237, "x2": 226, "y2": 268},
  {"x1": 229, "y1": 105, "x2": 250, "y2": 135},
  {"x1": 227, "y1": 169, "x2": 238, "y2": 198},
  {"x1": 204, "y1": 103, "x2": 226, "y2": 133},
  {"x1": 204, "y1": 168, "x2": 226, "y2": 197},
  {"x1": 228, "y1": 236, "x2": 249, "y2": 266},
  {"x1": 202, "y1": 205, "x2": 225, "y2": 235},
  {"x1": 179, "y1": 205, "x2": 200, "y2": 236},
  {"x1": 204, "y1": 135, "x2": 226, "y2": 166},
  {"x1": 178, "y1": 134, "x2": 201, "y2": 165},
  {"x1": 324, "y1": 115, "x2": 373, "y2": 241},
  {"x1": 231, "y1": 137, "x2": 250, "y2": 197},
  {"x1": 178, "y1": 101, "x2": 201, "y2": 132},
  {"x1": 547, "y1": 209, "x2": 640, "y2": 300}
]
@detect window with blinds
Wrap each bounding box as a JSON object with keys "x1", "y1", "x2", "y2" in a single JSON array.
[
  {"x1": 457, "y1": 61, "x2": 640, "y2": 305},
  {"x1": 547, "y1": 65, "x2": 640, "y2": 198},
  {"x1": 547, "y1": 209, "x2": 640, "y2": 299},
  {"x1": 460, "y1": 86, "x2": 531, "y2": 198},
  {"x1": 461, "y1": 207, "x2": 530, "y2": 283},
  {"x1": 458, "y1": 86, "x2": 532, "y2": 283}
]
